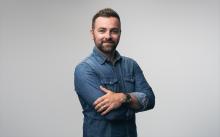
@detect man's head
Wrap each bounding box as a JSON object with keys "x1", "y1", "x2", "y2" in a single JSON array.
[{"x1": 91, "y1": 8, "x2": 121, "y2": 55}]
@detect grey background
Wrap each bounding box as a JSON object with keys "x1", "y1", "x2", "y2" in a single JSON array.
[{"x1": 0, "y1": 0, "x2": 219, "y2": 137}]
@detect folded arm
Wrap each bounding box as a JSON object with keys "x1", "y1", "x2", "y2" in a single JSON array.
[
  {"x1": 127, "y1": 61, "x2": 155, "y2": 112},
  {"x1": 74, "y1": 63, "x2": 134, "y2": 120}
]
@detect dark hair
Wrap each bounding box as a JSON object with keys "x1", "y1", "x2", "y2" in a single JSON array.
[{"x1": 92, "y1": 8, "x2": 121, "y2": 29}]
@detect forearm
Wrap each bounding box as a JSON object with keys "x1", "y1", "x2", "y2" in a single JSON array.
[{"x1": 104, "y1": 106, "x2": 134, "y2": 120}]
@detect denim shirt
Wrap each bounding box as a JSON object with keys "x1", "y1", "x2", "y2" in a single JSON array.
[{"x1": 74, "y1": 47, "x2": 155, "y2": 137}]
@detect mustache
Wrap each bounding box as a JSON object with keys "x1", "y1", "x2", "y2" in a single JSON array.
[{"x1": 102, "y1": 40, "x2": 115, "y2": 43}]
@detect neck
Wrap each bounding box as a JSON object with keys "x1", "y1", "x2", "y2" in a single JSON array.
[
  {"x1": 104, "y1": 51, "x2": 115, "y2": 60},
  {"x1": 95, "y1": 47, "x2": 116, "y2": 63}
]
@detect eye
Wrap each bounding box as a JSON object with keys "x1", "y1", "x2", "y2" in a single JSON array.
[
  {"x1": 98, "y1": 29, "x2": 106, "y2": 33},
  {"x1": 111, "y1": 29, "x2": 120, "y2": 34}
]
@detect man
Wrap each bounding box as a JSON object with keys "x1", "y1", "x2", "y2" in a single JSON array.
[{"x1": 74, "y1": 8, "x2": 155, "y2": 137}]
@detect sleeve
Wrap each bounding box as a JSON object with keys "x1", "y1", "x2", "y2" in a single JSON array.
[
  {"x1": 74, "y1": 62, "x2": 134, "y2": 120},
  {"x1": 131, "y1": 61, "x2": 155, "y2": 112}
]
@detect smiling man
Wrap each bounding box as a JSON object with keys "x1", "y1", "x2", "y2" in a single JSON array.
[{"x1": 74, "y1": 8, "x2": 155, "y2": 137}]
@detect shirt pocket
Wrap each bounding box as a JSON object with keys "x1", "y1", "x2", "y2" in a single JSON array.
[
  {"x1": 124, "y1": 75, "x2": 135, "y2": 92},
  {"x1": 100, "y1": 78, "x2": 119, "y2": 92}
]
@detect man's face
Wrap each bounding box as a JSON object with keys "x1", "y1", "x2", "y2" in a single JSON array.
[{"x1": 91, "y1": 17, "x2": 121, "y2": 54}]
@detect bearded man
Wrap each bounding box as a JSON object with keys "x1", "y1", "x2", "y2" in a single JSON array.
[{"x1": 74, "y1": 8, "x2": 155, "y2": 137}]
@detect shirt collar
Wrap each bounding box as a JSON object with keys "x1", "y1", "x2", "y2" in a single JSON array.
[{"x1": 93, "y1": 46, "x2": 121, "y2": 65}]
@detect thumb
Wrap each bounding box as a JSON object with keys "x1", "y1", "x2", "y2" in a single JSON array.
[{"x1": 100, "y1": 86, "x2": 110, "y2": 94}]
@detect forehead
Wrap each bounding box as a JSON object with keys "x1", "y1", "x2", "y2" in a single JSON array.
[{"x1": 94, "y1": 17, "x2": 120, "y2": 29}]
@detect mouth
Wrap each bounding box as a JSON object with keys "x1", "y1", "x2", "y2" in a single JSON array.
[{"x1": 103, "y1": 41, "x2": 114, "y2": 44}]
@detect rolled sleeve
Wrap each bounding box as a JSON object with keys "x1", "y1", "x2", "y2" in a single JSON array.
[{"x1": 129, "y1": 92, "x2": 148, "y2": 112}]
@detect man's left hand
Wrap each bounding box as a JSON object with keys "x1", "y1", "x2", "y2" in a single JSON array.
[{"x1": 93, "y1": 86, "x2": 126, "y2": 115}]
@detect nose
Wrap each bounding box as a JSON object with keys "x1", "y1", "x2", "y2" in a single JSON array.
[{"x1": 104, "y1": 31, "x2": 111, "y2": 39}]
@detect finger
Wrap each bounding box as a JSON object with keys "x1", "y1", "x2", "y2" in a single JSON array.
[
  {"x1": 95, "y1": 101, "x2": 106, "y2": 110},
  {"x1": 100, "y1": 86, "x2": 110, "y2": 94},
  {"x1": 97, "y1": 104, "x2": 108, "y2": 113},
  {"x1": 101, "y1": 105, "x2": 114, "y2": 115},
  {"x1": 94, "y1": 99, "x2": 109, "y2": 110},
  {"x1": 93, "y1": 97, "x2": 105, "y2": 106}
]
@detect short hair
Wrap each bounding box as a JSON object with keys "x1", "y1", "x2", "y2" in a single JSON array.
[{"x1": 92, "y1": 8, "x2": 121, "y2": 29}]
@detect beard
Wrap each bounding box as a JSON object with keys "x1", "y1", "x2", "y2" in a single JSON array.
[{"x1": 95, "y1": 39, "x2": 118, "y2": 54}]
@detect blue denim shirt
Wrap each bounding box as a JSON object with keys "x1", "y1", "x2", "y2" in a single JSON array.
[{"x1": 74, "y1": 47, "x2": 155, "y2": 137}]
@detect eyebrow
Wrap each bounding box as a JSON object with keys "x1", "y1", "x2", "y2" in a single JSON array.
[
  {"x1": 98, "y1": 27, "x2": 106, "y2": 30},
  {"x1": 97, "y1": 27, "x2": 120, "y2": 30}
]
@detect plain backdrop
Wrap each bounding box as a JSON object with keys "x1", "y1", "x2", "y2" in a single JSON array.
[{"x1": 0, "y1": 0, "x2": 219, "y2": 137}]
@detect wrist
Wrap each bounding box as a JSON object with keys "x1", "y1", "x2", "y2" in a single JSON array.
[
  {"x1": 119, "y1": 93, "x2": 127, "y2": 104},
  {"x1": 122, "y1": 93, "x2": 132, "y2": 104}
]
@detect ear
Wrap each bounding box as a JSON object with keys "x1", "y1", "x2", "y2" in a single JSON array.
[{"x1": 90, "y1": 29, "x2": 94, "y2": 40}]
